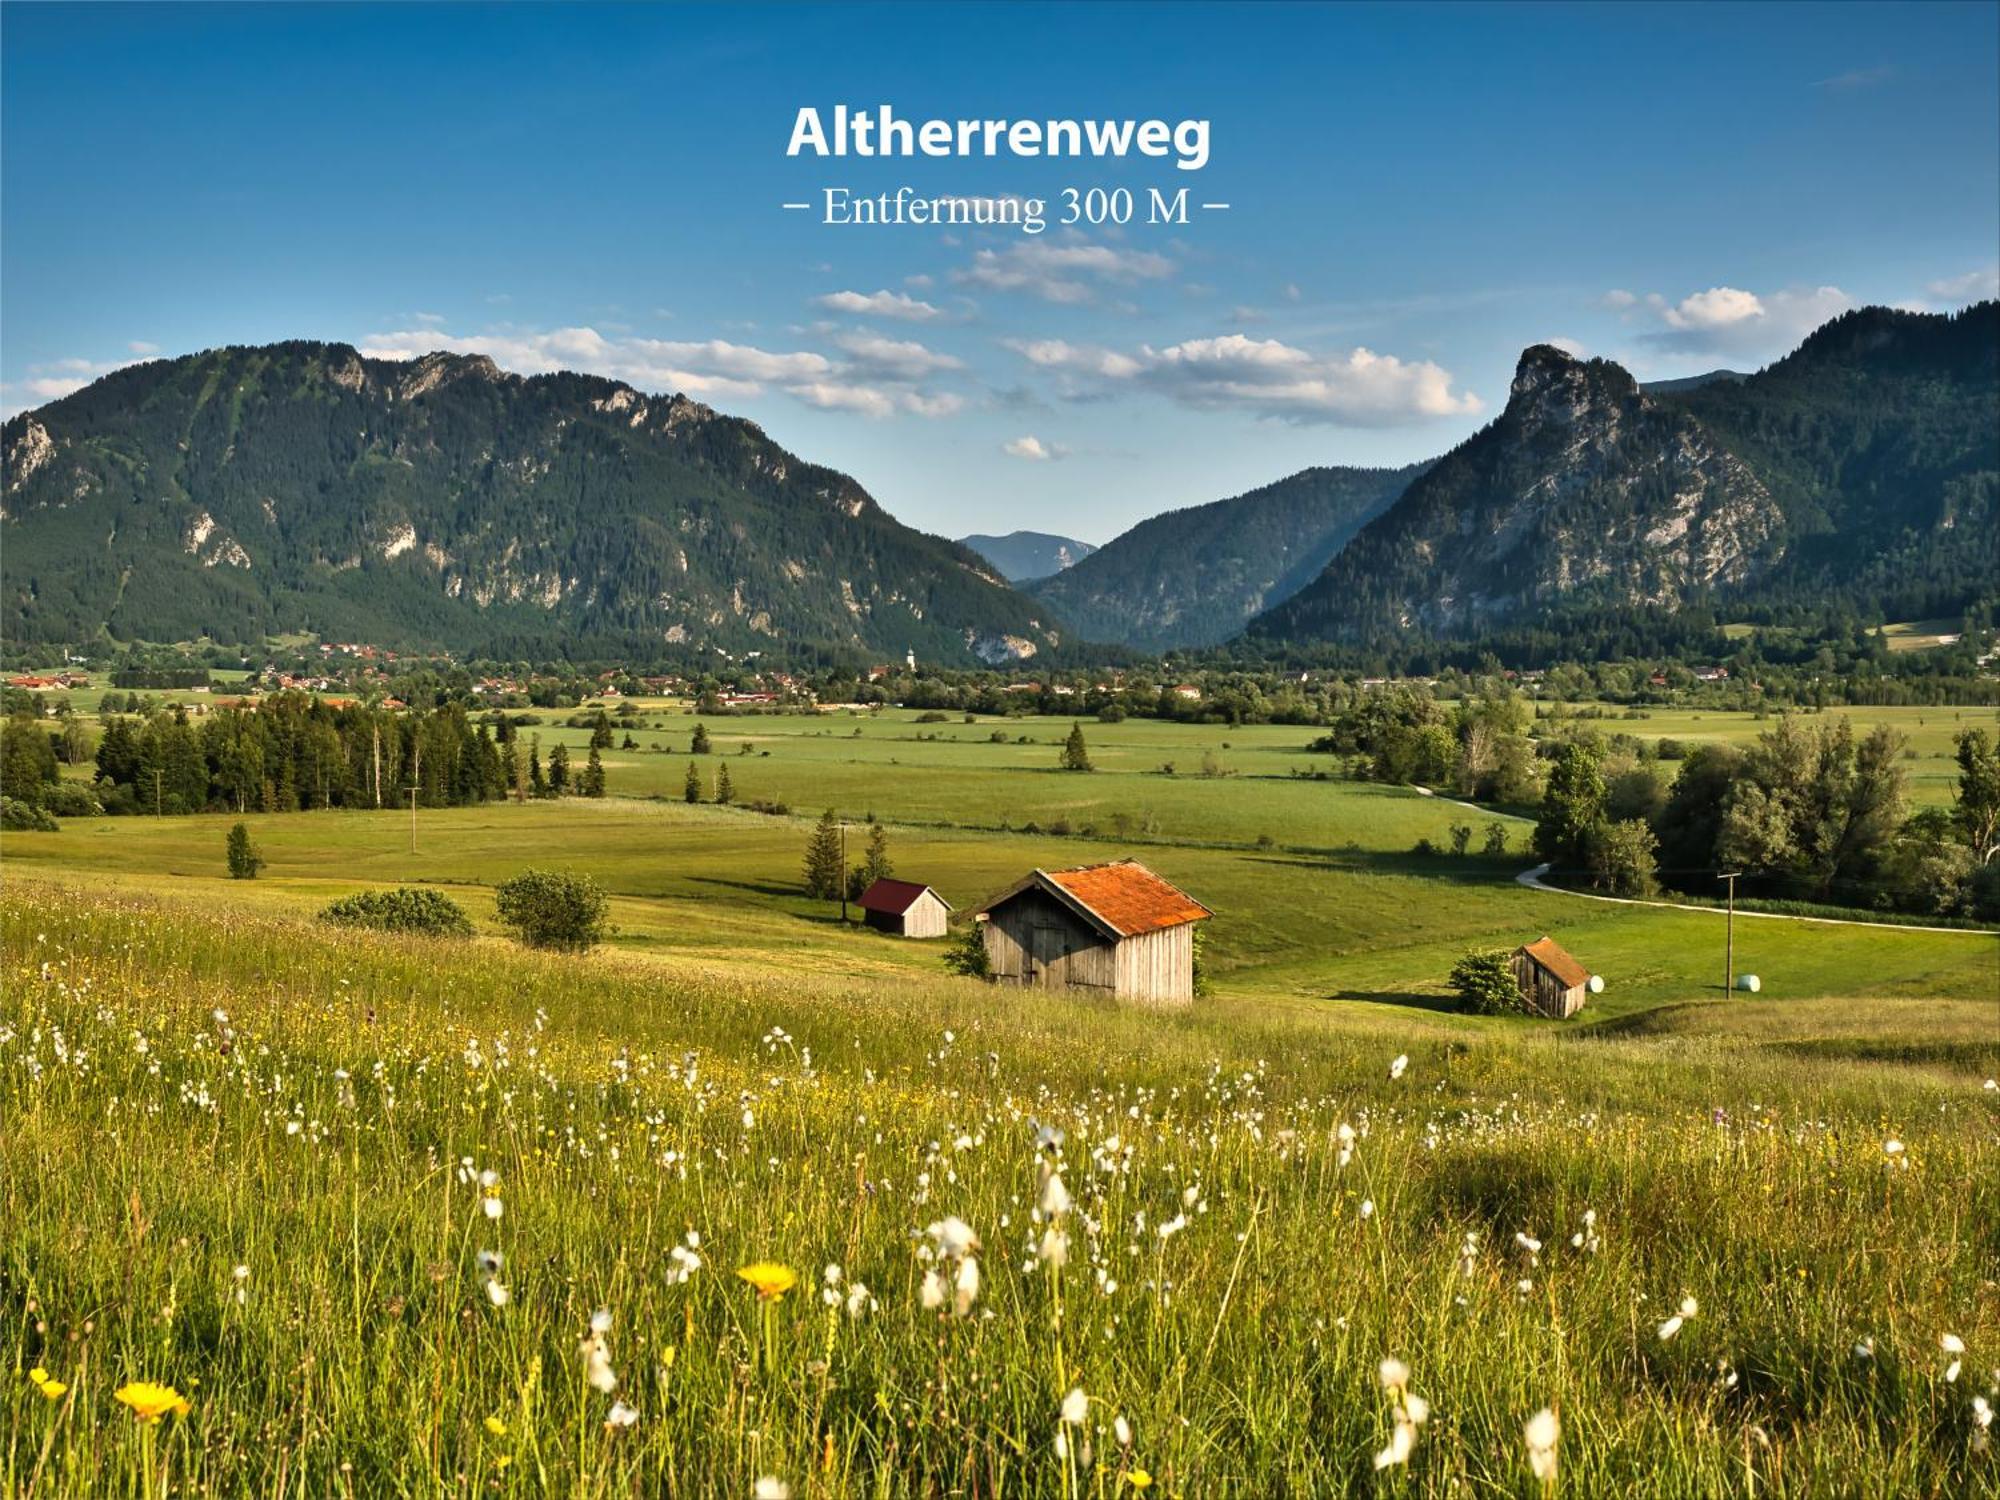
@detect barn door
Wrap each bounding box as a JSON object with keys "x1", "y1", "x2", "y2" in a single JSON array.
[{"x1": 1030, "y1": 926, "x2": 1064, "y2": 984}]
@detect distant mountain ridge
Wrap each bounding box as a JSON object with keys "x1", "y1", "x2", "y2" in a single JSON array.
[
  {"x1": 1030, "y1": 464, "x2": 1423, "y2": 650},
  {"x1": 1, "y1": 341, "x2": 1060, "y2": 663},
  {"x1": 1248, "y1": 302, "x2": 1998, "y2": 649},
  {"x1": 958, "y1": 530, "x2": 1097, "y2": 583}
]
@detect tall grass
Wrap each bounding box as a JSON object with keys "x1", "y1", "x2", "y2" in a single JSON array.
[{"x1": 4, "y1": 883, "x2": 1997, "y2": 1496}]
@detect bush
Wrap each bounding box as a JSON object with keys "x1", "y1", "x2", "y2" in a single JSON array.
[
  {"x1": 321, "y1": 888, "x2": 475, "y2": 938},
  {"x1": 942, "y1": 924, "x2": 990, "y2": 978},
  {"x1": 1, "y1": 796, "x2": 58, "y2": 831},
  {"x1": 495, "y1": 869, "x2": 609, "y2": 952},
  {"x1": 1450, "y1": 950, "x2": 1524, "y2": 1015},
  {"x1": 226, "y1": 822, "x2": 264, "y2": 880},
  {"x1": 42, "y1": 782, "x2": 103, "y2": 817}
]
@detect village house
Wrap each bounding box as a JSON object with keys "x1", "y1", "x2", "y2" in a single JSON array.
[
  {"x1": 1510, "y1": 936, "x2": 1593, "y2": 1019},
  {"x1": 856, "y1": 878, "x2": 952, "y2": 938},
  {"x1": 976, "y1": 860, "x2": 1211, "y2": 1006}
]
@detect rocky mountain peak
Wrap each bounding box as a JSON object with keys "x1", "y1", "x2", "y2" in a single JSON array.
[{"x1": 1509, "y1": 344, "x2": 1641, "y2": 414}]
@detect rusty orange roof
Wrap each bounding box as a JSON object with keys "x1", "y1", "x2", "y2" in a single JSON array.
[
  {"x1": 1039, "y1": 860, "x2": 1210, "y2": 938},
  {"x1": 1518, "y1": 936, "x2": 1589, "y2": 990}
]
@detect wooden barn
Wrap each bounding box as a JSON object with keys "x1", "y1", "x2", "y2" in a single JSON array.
[
  {"x1": 857, "y1": 878, "x2": 952, "y2": 939},
  {"x1": 1511, "y1": 936, "x2": 1591, "y2": 1018},
  {"x1": 976, "y1": 860, "x2": 1211, "y2": 1006}
]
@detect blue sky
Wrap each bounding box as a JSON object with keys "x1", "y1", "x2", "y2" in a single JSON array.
[{"x1": 4, "y1": 2, "x2": 1996, "y2": 543}]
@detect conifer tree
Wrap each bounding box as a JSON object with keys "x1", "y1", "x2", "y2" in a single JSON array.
[
  {"x1": 547, "y1": 742, "x2": 570, "y2": 795},
  {"x1": 589, "y1": 710, "x2": 613, "y2": 749},
  {"x1": 529, "y1": 737, "x2": 547, "y2": 798},
  {"x1": 691, "y1": 722, "x2": 713, "y2": 755},
  {"x1": 715, "y1": 762, "x2": 734, "y2": 805},
  {"x1": 684, "y1": 760, "x2": 703, "y2": 804},
  {"x1": 583, "y1": 745, "x2": 606, "y2": 797},
  {"x1": 1060, "y1": 721, "x2": 1093, "y2": 772},
  {"x1": 802, "y1": 809, "x2": 845, "y2": 899},
  {"x1": 861, "y1": 819, "x2": 893, "y2": 885}
]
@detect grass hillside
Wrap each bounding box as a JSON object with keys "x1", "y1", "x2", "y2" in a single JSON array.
[{"x1": 4, "y1": 883, "x2": 1997, "y2": 1496}]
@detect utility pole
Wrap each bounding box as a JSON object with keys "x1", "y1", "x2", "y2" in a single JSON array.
[
  {"x1": 839, "y1": 820, "x2": 849, "y2": 923},
  {"x1": 409, "y1": 739, "x2": 422, "y2": 854},
  {"x1": 1719, "y1": 871, "x2": 1740, "y2": 992},
  {"x1": 154, "y1": 768, "x2": 163, "y2": 818}
]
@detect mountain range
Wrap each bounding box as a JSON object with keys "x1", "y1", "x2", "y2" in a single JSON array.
[
  {"x1": 957, "y1": 531, "x2": 1096, "y2": 583},
  {"x1": 4, "y1": 304, "x2": 1993, "y2": 664},
  {"x1": 1, "y1": 342, "x2": 1059, "y2": 664},
  {"x1": 1028, "y1": 464, "x2": 1422, "y2": 651},
  {"x1": 1249, "y1": 303, "x2": 1997, "y2": 650}
]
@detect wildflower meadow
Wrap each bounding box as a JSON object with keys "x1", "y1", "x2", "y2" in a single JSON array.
[{"x1": 3, "y1": 880, "x2": 1996, "y2": 1496}]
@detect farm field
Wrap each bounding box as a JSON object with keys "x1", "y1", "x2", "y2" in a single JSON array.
[{"x1": 5, "y1": 703, "x2": 1999, "y2": 1496}]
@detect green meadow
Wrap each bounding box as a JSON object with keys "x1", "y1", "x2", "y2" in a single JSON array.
[{"x1": 5, "y1": 703, "x2": 1999, "y2": 1495}]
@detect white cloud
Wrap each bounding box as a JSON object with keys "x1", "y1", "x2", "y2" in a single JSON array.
[
  {"x1": 1926, "y1": 265, "x2": 2000, "y2": 304},
  {"x1": 1816, "y1": 65, "x2": 1896, "y2": 91},
  {"x1": 1001, "y1": 338, "x2": 1144, "y2": 380},
  {"x1": 1001, "y1": 434, "x2": 1063, "y2": 461},
  {"x1": 357, "y1": 323, "x2": 963, "y2": 422},
  {"x1": 127, "y1": 340, "x2": 161, "y2": 356},
  {"x1": 1661, "y1": 286, "x2": 1766, "y2": 330},
  {"x1": 1, "y1": 376, "x2": 89, "y2": 413},
  {"x1": 830, "y1": 331, "x2": 963, "y2": 380},
  {"x1": 1625, "y1": 283, "x2": 1857, "y2": 356},
  {"x1": 1544, "y1": 336, "x2": 1591, "y2": 359},
  {"x1": 954, "y1": 240, "x2": 1173, "y2": 304},
  {"x1": 1003, "y1": 330, "x2": 1481, "y2": 426},
  {"x1": 1601, "y1": 289, "x2": 1639, "y2": 310},
  {"x1": 815, "y1": 288, "x2": 943, "y2": 321},
  {"x1": 1, "y1": 352, "x2": 151, "y2": 416}
]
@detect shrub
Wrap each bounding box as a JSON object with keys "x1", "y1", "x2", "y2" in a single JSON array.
[
  {"x1": 1450, "y1": 950, "x2": 1524, "y2": 1015},
  {"x1": 942, "y1": 924, "x2": 990, "y2": 978},
  {"x1": 226, "y1": 822, "x2": 264, "y2": 880},
  {"x1": 42, "y1": 782, "x2": 103, "y2": 817},
  {"x1": 1, "y1": 796, "x2": 58, "y2": 831},
  {"x1": 321, "y1": 888, "x2": 474, "y2": 938},
  {"x1": 495, "y1": 869, "x2": 609, "y2": 952}
]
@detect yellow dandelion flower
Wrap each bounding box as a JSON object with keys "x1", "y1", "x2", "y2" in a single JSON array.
[
  {"x1": 1126, "y1": 1470, "x2": 1154, "y2": 1490},
  {"x1": 115, "y1": 1382, "x2": 190, "y2": 1424},
  {"x1": 484, "y1": 1415, "x2": 507, "y2": 1437},
  {"x1": 736, "y1": 1263, "x2": 798, "y2": 1301}
]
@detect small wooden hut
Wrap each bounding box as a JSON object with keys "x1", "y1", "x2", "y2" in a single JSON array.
[
  {"x1": 976, "y1": 860, "x2": 1211, "y2": 1005},
  {"x1": 857, "y1": 878, "x2": 952, "y2": 939},
  {"x1": 1511, "y1": 936, "x2": 1591, "y2": 1018}
]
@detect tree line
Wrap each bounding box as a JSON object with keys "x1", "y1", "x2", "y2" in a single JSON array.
[{"x1": 1, "y1": 693, "x2": 609, "y2": 817}]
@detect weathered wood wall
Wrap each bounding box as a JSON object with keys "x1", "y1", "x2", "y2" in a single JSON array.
[
  {"x1": 1509, "y1": 953, "x2": 1587, "y2": 1018},
  {"x1": 1112, "y1": 923, "x2": 1195, "y2": 1006},
  {"x1": 982, "y1": 889, "x2": 1114, "y2": 990}
]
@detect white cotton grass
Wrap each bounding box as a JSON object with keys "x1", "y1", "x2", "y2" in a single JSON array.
[
  {"x1": 922, "y1": 1216, "x2": 983, "y2": 1317},
  {"x1": 1657, "y1": 1295, "x2": 1699, "y2": 1342},
  {"x1": 1373, "y1": 1357, "x2": 1428, "y2": 1470},
  {"x1": 1943, "y1": 1331, "x2": 1966, "y2": 1383},
  {"x1": 1524, "y1": 1407, "x2": 1559, "y2": 1483},
  {"x1": 581, "y1": 1310, "x2": 618, "y2": 1393},
  {"x1": 752, "y1": 1480, "x2": 792, "y2": 1500},
  {"x1": 1060, "y1": 1386, "x2": 1088, "y2": 1426},
  {"x1": 603, "y1": 1399, "x2": 639, "y2": 1431},
  {"x1": 1389, "y1": 1054, "x2": 1409, "y2": 1081},
  {"x1": 476, "y1": 1249, "x2": 509, "y2": 1307}
]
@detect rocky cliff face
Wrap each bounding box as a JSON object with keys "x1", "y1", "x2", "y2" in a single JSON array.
[
  {"x1": 0, "y1": 341, "x2": 1057, "y2": 660},
  {"x1": 1248, "y1": 346, "x2": 1785, "y2": 643}
]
